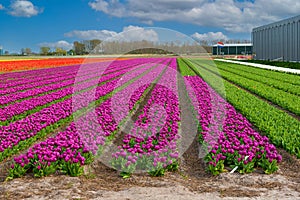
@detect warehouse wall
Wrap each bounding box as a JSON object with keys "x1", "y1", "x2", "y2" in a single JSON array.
[{"x1": 252, "y1": 15, "x2": 300, "y2": 62}]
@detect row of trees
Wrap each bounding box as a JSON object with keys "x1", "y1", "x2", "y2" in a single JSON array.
[
  {"x1": 73, "y1": 39, "x2": 102, "y2": 55},
  {"x1": 20, "y1": 47, "x2": 72, "y2": 56},
  {"x1": 21, "y1": 38, "x2": 251, "y2": 56},
  {"x1": 96, "y1": 40, "x2": 213, "y2": 55},
  {"x1": 39, "y1": 47, "x2": 72, "y2": 56},
  {"x1": 36, "y1": 39, "x2": 102, "y2": 56}
]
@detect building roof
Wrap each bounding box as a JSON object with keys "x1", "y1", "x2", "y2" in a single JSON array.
[
  {"x1": 252, "y1": 15, "x2": 300, "y2": 32},
  {"x1": 212, "y1": 43, "x2": 252, "y2": 47}
]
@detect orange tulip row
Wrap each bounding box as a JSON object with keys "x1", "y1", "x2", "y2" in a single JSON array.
[{"x1": 0, "y1": 57, "x2": 127, "y2": 73}]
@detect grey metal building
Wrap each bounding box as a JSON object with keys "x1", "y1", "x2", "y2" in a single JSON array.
[
  {"x1": 252, "y1": 15, "x2": 300, "y2": 61},
  {"x1": 0, "y1": 46, "x2": 3, "y2": 56}
]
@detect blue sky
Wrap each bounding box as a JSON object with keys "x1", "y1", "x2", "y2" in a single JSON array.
[{"x1": 0, "y1": 0, "x2": 299, "y2": 53}]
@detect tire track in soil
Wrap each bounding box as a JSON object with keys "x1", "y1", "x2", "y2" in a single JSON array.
[
  {"x1": 172, "y1": 65, "x2": 224, "y2": 194},
  {"x1": 176, "y1": 66, "x2": 208, "y2": 179}
]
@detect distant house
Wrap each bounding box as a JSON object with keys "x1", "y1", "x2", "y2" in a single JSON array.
[{"x1": 212, "y1": 43, "x2": 253, "y2": 56}]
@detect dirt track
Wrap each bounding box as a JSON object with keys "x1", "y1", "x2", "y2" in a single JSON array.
[{"x1": 0, "y1": 147, "x2": 299, "y2": 200}]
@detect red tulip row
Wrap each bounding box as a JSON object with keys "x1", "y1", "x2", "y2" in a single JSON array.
[{"x1": 0, "y1": 57, "x2": 124, "y2": 73}]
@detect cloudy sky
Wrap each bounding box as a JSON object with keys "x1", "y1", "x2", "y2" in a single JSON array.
[{"x1": 0, "y1": 0, "x2": 299, "y2": 53}]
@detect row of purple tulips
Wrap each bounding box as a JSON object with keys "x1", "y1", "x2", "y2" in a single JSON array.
[
  {"x1": 0, "y1": 59, "x2": 162, "y2": 161},
  {"x1": 184, "y1": 76, "x2": 282, "y2": 175},
  {"x1": 7, "y1": 58, "x2": 171, "y2": 178},
  {"x1": 0, "y1": 60, "x2": 150, "y2": 122}
]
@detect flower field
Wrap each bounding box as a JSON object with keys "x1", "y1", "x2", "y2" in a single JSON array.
[
  {"x1": 0, "y1": 57, "x2": 299, "y2": 180},
  {"x1": 0, "y1": 57, "x2": 124, "y2": 73}
]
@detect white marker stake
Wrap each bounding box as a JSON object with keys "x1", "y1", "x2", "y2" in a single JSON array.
[
  {"x1": 230, "y1": 166, "x2": 238, "y2": 173},
  {"x1": 230, "y1": 155, "x2": 249, "y2": 174}
]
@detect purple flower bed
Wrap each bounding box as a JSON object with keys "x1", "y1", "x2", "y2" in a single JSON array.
[
  {"x1": 0, "y1": 64, "x2": 78, "y2": 83},
  {"x1": 76, "y1": 60, "x2": 168, "y2": 154},
  {"x1": 0, "y1": 65, "x2": 107, "y2": 96},
  {"x1": 111, "y1": 58, "x2": 180, "y2": 175},
  {"x1": 184, "y1": 76, "x2": 282, "y2": 175},
  {"x1": 0, "y1": 60, "x2": 117, "y2": 88},
  {"x1": 0, "y1": 59, "x2": 145, "y2": 103},
  {"x1": 0, "y1": 61, "x2": 147, "y2": 122},
  {"x1": 0, "y1": 58, "x2": 154, "y2": 85},
  {"x1": 0, "y1": 59, "x2": 160, "y2": 158},
  {"x1": 5, "y1": 58, "x2": 282, "y2": 179},
  {"x1": 0, "y1": 63, "x2": 86, "y2": 90},
  {"x1": 7, "y1": 58, "x2": 170, "y2": 178}
]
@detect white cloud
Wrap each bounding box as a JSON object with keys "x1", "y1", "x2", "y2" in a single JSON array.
[
  {"x1": 65, "y1": 30, "x2": 118, "y2": 40},
  {"x1": 39, "y1": 40, "x2": 73, "y2": 50},
  {"x1": 89, "y1": 0, "x2": 125, "y2": 17},
  {"x1": 0, "y1": 4, "x2": 4, "y2": 10},
  {"x1": 65, "y1": 26, "x2": 159, "y2": 42},
  {"x1": 9, "y1": 0, "x2": 42, "y2": 17},
  {"x1": 88, "y1": 0, "x2": 300, "y2": 33},
  {"x1": 89, "y1": 0, "x2": 109, "y2": 12},
  {"x1": 192, "y1": 32, "x2": 228, "y2": 41},
  {"x1": 112, "y1": 26, "x2": 159, "y2": 42}
]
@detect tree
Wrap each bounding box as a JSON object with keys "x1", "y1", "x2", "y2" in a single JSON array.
[
  {"x1": 73, "y1": 41, "x2": 86, "y2": 55},
  {"x1": 40, "y1": 46, "x2": 51, "y2": 55},
  {"x1": 67, "y1": 49, "x2": 74, "y2": 56},
  {"x1": 90, "y1": 39, "x2": 101, "y2": 49},
  {"x1": 21, "y1": 48, "x2": 31, "y2": 55},
  {"x1": 55, "y1": 48, "x2": 67, "y2": 56},
  {"x1": 89, "y1": 39, "x2": 101, "y2": 54},
  {"x1": 82, "y1": 39, "x2": 102, "y2": 54}
]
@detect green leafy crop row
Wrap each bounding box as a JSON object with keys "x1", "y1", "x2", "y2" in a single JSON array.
[
  {"x1": 192, "y1": 60, "x2": 300, "y2": 116},
  {"x1": 214, "y1": 62, "x2": 300, "y2": 96}
]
